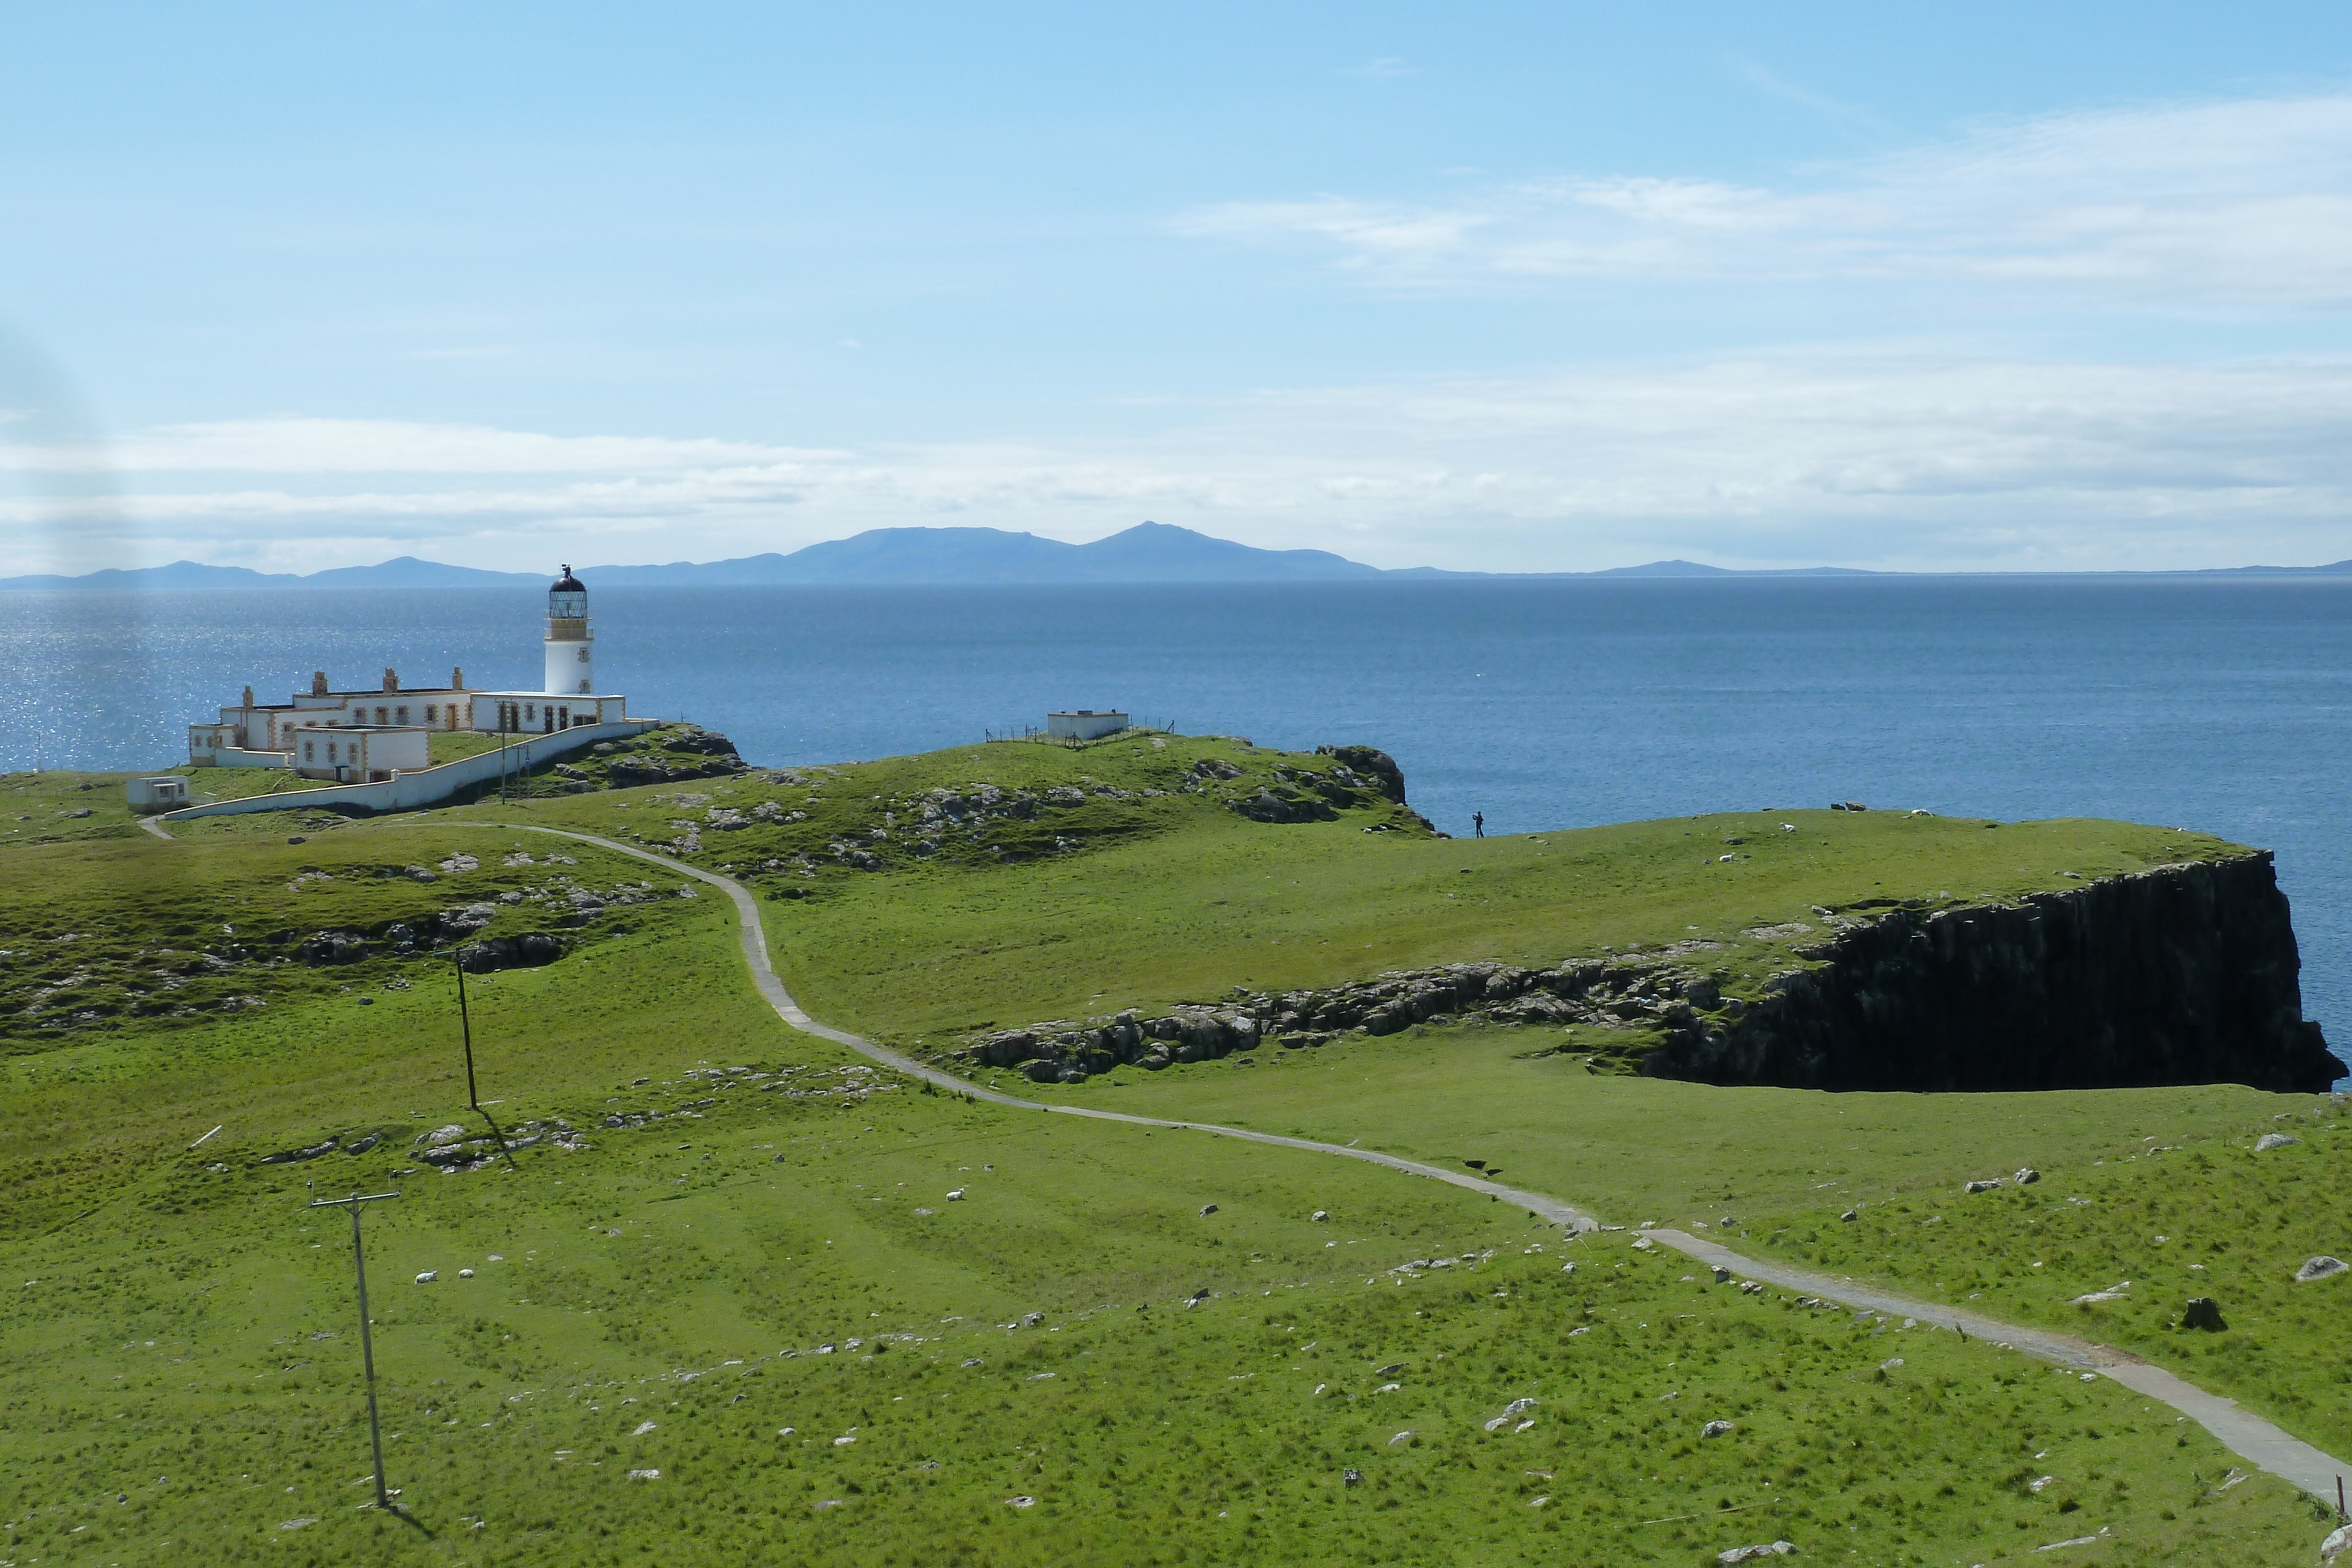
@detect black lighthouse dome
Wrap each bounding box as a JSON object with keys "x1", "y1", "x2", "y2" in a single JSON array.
[{"x1": 551, "y1": 564, "x2": 586, "y2": 594}]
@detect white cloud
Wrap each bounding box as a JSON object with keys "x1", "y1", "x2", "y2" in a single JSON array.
[
  {"x1": 10, "y1": 353, "x2": 2352, "y2": 575},
  {"x1": 1175, "y1": 91, "x2": 2352, "y2": 305}
]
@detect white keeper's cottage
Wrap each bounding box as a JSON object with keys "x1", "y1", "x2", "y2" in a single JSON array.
[{"x1": 188, "y1": 566, "x2": 630, "y2": 781}]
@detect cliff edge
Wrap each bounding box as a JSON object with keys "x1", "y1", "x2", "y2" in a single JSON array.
[{"x1": 1648, "y1": 852, "x2": 2337, "y2": 1092}]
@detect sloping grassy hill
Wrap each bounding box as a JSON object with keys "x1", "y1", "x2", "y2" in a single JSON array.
[{"x1": 1, "y1": 742, "x2": 2342, "y2": 1564}]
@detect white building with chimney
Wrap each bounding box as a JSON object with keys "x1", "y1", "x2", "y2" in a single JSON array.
[{"x1": 188, "y1": 566, "x2": 630, "y2": 781}]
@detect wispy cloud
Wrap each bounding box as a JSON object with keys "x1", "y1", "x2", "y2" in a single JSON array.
[
  {"x1": 1339, "y1": 56, "x2": 1417, "y2": 83},
  {"x1": 1175, "y1": 91, "x2": 2352, "y2": 306},
  {"x1": 12, "y1": 353, "x2": 2352, "y2": 575}
]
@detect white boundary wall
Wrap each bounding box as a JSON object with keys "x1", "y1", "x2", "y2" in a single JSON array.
[{"x1": 158, "y1": 719, "x2": 662, "y2": 823}]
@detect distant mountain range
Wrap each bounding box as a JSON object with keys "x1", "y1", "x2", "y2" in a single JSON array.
[{"x1": 5, "y1": 521, "x2": 2351, "y2": 589}]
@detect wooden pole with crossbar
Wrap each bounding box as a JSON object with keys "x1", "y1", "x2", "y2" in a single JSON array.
[{"x1": 308, "y1": 1189, "x2": 402, "y2": 1509}]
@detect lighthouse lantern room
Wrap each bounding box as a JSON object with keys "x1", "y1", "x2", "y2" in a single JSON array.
[{"x1": 544, "y1": 564, "x2": 595, "y2": 696}]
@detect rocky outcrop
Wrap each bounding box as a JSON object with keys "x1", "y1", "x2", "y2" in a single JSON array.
[
  {"x1": 953, "y1": 853, "x2": 2337, "y2": 1093},
  {"x1": 1648, "y1": 854, "x2": 2337, "y2": 1092}
]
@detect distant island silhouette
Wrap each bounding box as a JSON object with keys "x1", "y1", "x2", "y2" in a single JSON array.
[{"x1": 6, "y1": 520, "x2": 2351, "y2": 589}]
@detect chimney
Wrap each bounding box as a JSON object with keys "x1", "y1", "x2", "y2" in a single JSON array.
[
  {"x1": 383, "y1": 668, "x2": 399, "y2": 692},
  {"x1": 451, "y1": 666, "x2": 465, "y2": 691},
  {"x1": 312, "y1": 670, "x2": 329, "y2": 696},
  {"x1": 241, "y1": 684, "x2": 255, "y2": 708}
]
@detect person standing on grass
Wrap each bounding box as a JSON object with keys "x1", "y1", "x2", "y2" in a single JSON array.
[{"x1": 1473, "y1": 811, "x2": 1485, "y2": 838}]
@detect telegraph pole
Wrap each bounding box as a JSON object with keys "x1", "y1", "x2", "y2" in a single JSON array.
[
  {"x1": 309, "y1": 1189, "x2": 403, "y2": 1510},
  {"x1": 455, "y1": 958, "x2": 479, "y2": 1110}
]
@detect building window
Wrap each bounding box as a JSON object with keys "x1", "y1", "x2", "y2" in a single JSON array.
[
  {"x1": 425, "y1": 705, "x2": 437, "y2": 722},
  {"x1": 396, "y1": 706, "x2": 408, "y2": 724},
  {"x1": 304, "y1": 742, "x2": 314, "y2": 761}
]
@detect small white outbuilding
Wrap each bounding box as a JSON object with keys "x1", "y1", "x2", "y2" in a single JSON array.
[
  {"x1": 1047, "y1": 710, "x2": 1129, "y2": 741},
  {"x1": 125, "y1": 777, "x2": 190, "y2": 811}
]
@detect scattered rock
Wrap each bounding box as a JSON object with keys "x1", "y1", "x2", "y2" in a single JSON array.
[
  {"x1": 457, "y1": 1267, "x2": 475, "y2": 1279},
  {"x1": 2320, "y1": 1522, "x2": 2352, "y2": 1563},
  {"x1": 2296, "y1": 1256, "x2": 2347, "y2": 1283},
  {"x1": 1388, "y1": 1430, "x2": 1417, "y2": 1446},
  {"x1": 1716, "y1": 1543, "x2": 1795, "y2": 1564},
  {"x1": 1701, "y1": 1419, "x2": 1736, "y2": 1438},
  {"x1": 415, "y1": 1270, "x2": 438, "y2": 1284},
  {"x1": 1199, "y1": 1203, "x2": 1218, "y2": 1216},
  {"x1": 1965, "y1": 1178, "x2": 2004, "y2": 1193},
  {"x1": 2015, "y1": 1167, "x2": 2040, "y2": 1184},
  {"x1": 1342, "y1": 1468, "x2": 1362, "y2": 1486},
  {"x1": 626, "y1": 1469, "x2": 660, "y2": 1480},
  {"x1": 1375, "y1": 1363, "x2": 1405, "y2": 1376},
  {"x1": 2181, "y1": 1296, "x2": 2227, "y2": 1330},
  {"x1": 2256, "y1": 1132, "x2": 2303, "y2": 1151},
  {"x1": 632, "y1": 1420, "x2": 657, "y2": 1436},
  {"x1": 1311, "y1": 1209, "x2": 1329, "y2": 1222},
  {"x1": 1006, "y1": 1495, "x2": 1035, "y2": 1509},
  {"x1": 1840, "y1": 1210, "x2": 1858, "y2": 1222},
  {"x1": 1879, "y1": 1358, "x2": 1905, "y2": 1372},
  {"x1": 1482, "y1": 1398, "x2": 1539, "y2": 1431},
  {"x1": 258, "y1": 1137, "x2": 339, "y2": 1165}
]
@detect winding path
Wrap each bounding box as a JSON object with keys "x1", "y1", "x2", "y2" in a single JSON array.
[{"x1": 415, "y1": 819, "x2": 2352, "y2": 1500}]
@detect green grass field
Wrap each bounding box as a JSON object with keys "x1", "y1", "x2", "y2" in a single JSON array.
[{"x1": 2, "y1": 738, "x2": 2345, "y2": 1564}]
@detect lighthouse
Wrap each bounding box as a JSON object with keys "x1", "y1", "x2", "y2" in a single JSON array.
[{"x1": 544, "y1": 565, "x2": 594, "y2": 696}]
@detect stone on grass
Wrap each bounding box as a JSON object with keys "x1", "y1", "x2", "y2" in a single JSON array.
[
  {"x1": 1199, "y1": 1203, "x2": 1218, "y2": 1216},
  {"x1": 1388, "y1": 1430, "x2": 1417, "y2": 1445},
  {"x1": 2181, "y1": 1296, "x2": 2227, "y2": 1330},
  {"x1": 1716, "y1": 1543, "x2": 1795, "y2": 1564},
  {"x1": 1007, "y1": 1495, "x2": 1035, "y2": 1509},
  {"x1": 1702, "y1": 1419, "x2": 1736, "y2": 1437},
  {"x1": 2015, "y1": 1166, "x2": 2040, "y2": 1184},
  {"x1": 2256, "y1": 1132, "x2": 2303, "y2": 1151},
  {"x1": 1965, "y1": 1178, "x2": 2004, "y2": 1193},
  {"x1": 2320, "y1": 1522, "x2": 2352, "y2": 1562},
  {"x1": 1840, "y1": 1209, "x2": 1858, "y2": 1222},
  {"x1": 2296, "y1": 1256, "x2": 2348, "y2": 1283},
  {"x1": 415, "y1": 1270, "x2": 438, "y2": 1284},
  {"x1": 1342, "y1": 1468, "x2": 1362, "y2": 1486},
  {"x1": 1311, "y1": 1209, "x2": 1329, "y2": 1222}
]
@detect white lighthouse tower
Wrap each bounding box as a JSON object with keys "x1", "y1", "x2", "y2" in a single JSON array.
[{"x1": 544, "y1": 565, "x2": 593, "y2": 696}]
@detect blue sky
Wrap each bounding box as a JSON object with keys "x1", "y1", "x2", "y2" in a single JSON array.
[{"x1": 4, "y1": 2, "x2": 2352, "y2": 574}]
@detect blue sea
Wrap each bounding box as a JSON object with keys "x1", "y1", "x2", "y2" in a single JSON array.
[{"x1": 5, "y1": 578, "x2": 2350, "y2": 1061}]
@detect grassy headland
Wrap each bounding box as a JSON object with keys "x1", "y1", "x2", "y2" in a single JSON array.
[{"x1": 0, "y1": 734, "x2": 2342, "y2": 1564}]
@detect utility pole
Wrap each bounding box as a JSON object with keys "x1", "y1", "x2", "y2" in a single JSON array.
[
  {"x1": 455, "y1": 958, "x2": 479, "y2": 1110},
  {"x1": 309, "y1": 1189, "x2": 403, "y2": 1510}
]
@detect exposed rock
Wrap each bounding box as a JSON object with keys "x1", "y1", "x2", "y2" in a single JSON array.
[
  {"x1": 297, "y1": 931, "x2": 368, "y2": 965},
  {"x1": 1716, "y1": 1543, "x2": 1795, "y2": 1564},
  {"x1": 1701, "y1": 1419, "x2": 1736, "y2": 1438},
  {"x1": 1644, "y1": 854, "x2": 2336, "y2": 1092},
  {"x1": 2321, "y1": 1522, "x2": 2352, "y2": 1562},
  {"x1": 2295, "y1": 1256, "x2": 2347, "y2": 1283},
  {"x1": 2181, "y1": 1296, "x2": 2227, "y2": 1330},
  {"x1": 415, "y1": 1270, "x2": 438, "y2": 1283},
  {"x1": 1316, "y1": 745, "x2": 1407, "y2": 804},
  {"x1": 2015, "y1": 1167, "x2": 2040, "y2": 1185},
  {"x1": 1199, "y1": 1203, "x2": 1219, "y2": 1216},
  {"x1": 256, "y1": 1137, "x2": 339, "y2": 1165},
  {"x1": 1965, "y1": 1178, "x2": 2004, "y2": 1193},
  {"x1": 455, "y1": 933, "x2": 563, "y2": 973},
  {"x1": 2256, "y1": 1132, "x2": 2303, "y2": 1151}
]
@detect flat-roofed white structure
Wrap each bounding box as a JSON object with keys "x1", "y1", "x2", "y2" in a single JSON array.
[
  {"x1": 125, "y1": 777, "x2": 190, "y2": 811},
  {"x1": 1047, "y1": 710, "x2": 1129, "y2": 740}
]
